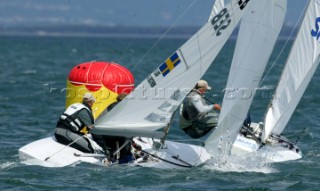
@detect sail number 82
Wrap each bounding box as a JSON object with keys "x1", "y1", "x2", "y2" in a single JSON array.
[
  {"x1": 211, "y1": 0, "x2": 250, "y2": 36},
  {"x1": 211, "y1": 8, "x2": 231, "y2": 36}
]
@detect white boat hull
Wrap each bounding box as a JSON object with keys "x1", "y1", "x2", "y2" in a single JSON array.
[
  {"x1": 19, "y1": 132, "x2": 302, "y2": 169},
  {"x1": 19, "y1": 137, "x2": 211, "y2": 169},
  {"x1": 232, "y1": 134, "x2": 302, "y2": 162},
  {"x1": 19, "y1": 137, "x2": 103, "y2": 167}
]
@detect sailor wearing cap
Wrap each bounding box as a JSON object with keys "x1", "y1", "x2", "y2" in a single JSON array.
[
  {"x1": 54, "y1": 92, "x2": 100, "y2": 153},
  {"x1": 180, "y1": 80, "x2": 221, "y2": 138}
]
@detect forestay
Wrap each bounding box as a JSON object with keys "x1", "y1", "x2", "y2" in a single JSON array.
[
  {"x1": 262, "y1": 0, "x2": 320, "y2": 142},
  {"x1": 92, "y1": 0, "x2": 255, "y2": 138},
  {"x1": 205, "y1": 0, "x2": 287, "y2": 155}
]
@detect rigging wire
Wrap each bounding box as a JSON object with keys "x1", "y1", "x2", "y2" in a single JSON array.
[
  {"x1": 258, "y1": 1, "x2": 309, "y2": 87},
  {"x1": 118, "y1": 40, "x2": 135, "y2": 64},
  {"x1": 129, "y1": 0, "x2": 198, "y2": 72},
  {"x1": 257, "y1": 0, "x2": 310, "y2": 123}
]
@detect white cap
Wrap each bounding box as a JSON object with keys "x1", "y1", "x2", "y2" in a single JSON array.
[
  {"x1": 197, "y1": 80, "x2": 211, "y2": 90},
  {"x1": 83, "y1": 92, "x2": 96, "y2": 102}
]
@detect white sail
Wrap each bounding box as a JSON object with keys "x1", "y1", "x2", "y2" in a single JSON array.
[
  {"x1": 262, "y1": 0, "x2": 320, "y2": 142},
  {"x1": 93, "y1": 0, "x2": 255, "y2": 138},
  {"x1": 205, "y1": 0, "x2": 287, "y2": 155}
]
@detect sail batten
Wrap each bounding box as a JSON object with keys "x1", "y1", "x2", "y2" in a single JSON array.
[{"x1": 93, "y1": 0, "x2": 255, "y2": 137}]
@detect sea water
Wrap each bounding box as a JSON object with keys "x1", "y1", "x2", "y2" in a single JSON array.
[{"x1": 0, "y1": 36, "x2": 319, "y2": 190}]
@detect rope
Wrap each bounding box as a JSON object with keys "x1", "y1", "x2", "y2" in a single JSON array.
[
  {"x1": 141, "y1": 150, "x2": 193, "y2": 168},
  {"x1": 44, "y1": 134, "x2": 85, "y2": 161}
]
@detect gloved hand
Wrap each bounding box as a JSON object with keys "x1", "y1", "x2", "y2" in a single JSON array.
[{"x1": 213, "y1": 104, "x2": 221, "y2": 111}]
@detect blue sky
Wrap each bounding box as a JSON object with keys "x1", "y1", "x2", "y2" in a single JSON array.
[{"x1": 0, "y1": 0, "x2": 307, "y2": 27}]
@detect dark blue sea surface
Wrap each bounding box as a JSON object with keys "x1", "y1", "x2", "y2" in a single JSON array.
[{"x1": 0, "y1": 36, "x2": 319, "y2": 191}]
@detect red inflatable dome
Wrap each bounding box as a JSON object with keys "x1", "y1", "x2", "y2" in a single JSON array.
[{"x1": 68, "y1": 61, "x2": 134, "y2": 94}]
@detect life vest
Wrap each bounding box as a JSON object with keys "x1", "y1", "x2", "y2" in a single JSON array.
[
  {"x1": 182, "y1": 91, "x2": 202, "y2": 121},
  {"x1": 57, "y1": 103, "x2": 93, "y2": 133}
]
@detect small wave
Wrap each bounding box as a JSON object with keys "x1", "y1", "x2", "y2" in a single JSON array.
[
  {"x1": 304, "y1": 150, "x2": 320, "y2": 158},
  {"x1": 21, "y1": 70, "x2": 37, "y2": 75},
  {"x1": 0, "y1": 161, "x2": 17, "y2": 170},
  {"x1": 204, "y1": 154, "x2": 277, "y2": 173},
  {"x1": 0, "y1": 96, "x2": 10, "y2": 101},
  {"x1": 9, "y1": 80, "x2": 17, "y2": 84}
]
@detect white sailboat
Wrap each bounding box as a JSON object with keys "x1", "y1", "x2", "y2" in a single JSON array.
[
  {"x1": 262, "y1": 0, "x2": 320, "y2": 143},
  {"x1": 205, "y1": 0, "x2": 289, "y2": 157},
  {"x1": 257, "y1": 0, "x2": 320, "y2": 160},
  {"x1": 206, "y1": 0, "x2": 319, "y2": 162},
  {"x1": 19, "y1": 0, "x2": 254, "y2": 169}
]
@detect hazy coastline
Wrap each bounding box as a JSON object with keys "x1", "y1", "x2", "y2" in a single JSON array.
[{"x1": 0, "y1": 24, "x2": 297, "y2": 39}]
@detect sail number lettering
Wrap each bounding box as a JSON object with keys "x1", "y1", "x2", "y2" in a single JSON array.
[
  {"x1": 211, "y1": 8, "x2": 231, "y2": 36},
  {"x1": 311, "y1": 17, "x2": 320, "y2": 41},
  {"x1": 238, "y1": 0, "x2": 250, "y2": 10},
  {"x1": 211, "y1": 0, "x2": 251, "y2": 36}
]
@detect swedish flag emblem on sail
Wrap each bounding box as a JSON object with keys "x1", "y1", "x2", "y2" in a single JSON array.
[{"x1": 159, "y1": 52, "x2": 181, "y2": 77}]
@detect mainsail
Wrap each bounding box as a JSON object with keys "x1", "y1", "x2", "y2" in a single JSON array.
[
  {"x1": 92, "y1": 0, "x2": 255, "y2": 138},
  {"x1": 205, "y1": 0, "x2": 287, "y2": 155},
  {"x1": 262, "y1": 0, "x2": 320, "y2": 142}
]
